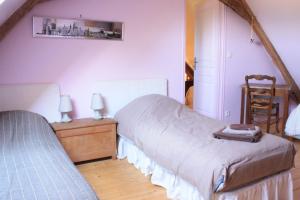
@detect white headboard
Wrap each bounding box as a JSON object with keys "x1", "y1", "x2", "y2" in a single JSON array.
[
  {"x1": 94, "y1": 79, "x2": 168, "y2": 117},
  {"x1": 0, "y1": 84, "x2": 61, "y2": 123}
]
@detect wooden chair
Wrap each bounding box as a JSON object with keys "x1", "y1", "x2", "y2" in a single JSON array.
[{"x1": 245, "y1": 75, "x2": 280, "y2": 133}]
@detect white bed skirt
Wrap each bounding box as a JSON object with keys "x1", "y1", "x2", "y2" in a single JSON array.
[{"x1": 117, "y1": 137, "x2": 293, "y2": 200}]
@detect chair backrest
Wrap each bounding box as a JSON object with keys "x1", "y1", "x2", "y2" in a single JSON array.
[{"x1": 245, "y1": 75, "x2": 276, "y2": 110}]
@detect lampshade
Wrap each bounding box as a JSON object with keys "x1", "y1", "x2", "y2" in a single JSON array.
[
  {"x1": 91, "y1": 93, "x2": 104, "y2": 110},
  {"x1": 59, "y1": 95, "x2": 72, "y2": 112}
]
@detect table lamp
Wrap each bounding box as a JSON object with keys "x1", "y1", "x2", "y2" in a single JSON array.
[
  {"x1": 91, "y1": 93, "x2": 104, "y2": 120},
  {"x1": 59, "y1": 95, "x2": 72, "y2": 123}
]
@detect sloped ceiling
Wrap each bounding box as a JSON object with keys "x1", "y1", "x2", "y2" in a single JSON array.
[
  {"x1": 247, "y1": 0, "x2": 300, "y2": 87},
  {"x1": 0, "y1": 0, "x2": 26, "y2": 26}
]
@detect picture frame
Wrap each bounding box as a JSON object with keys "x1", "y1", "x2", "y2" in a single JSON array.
[{"x1": 33, "y1": 16, "x2": 123, "y2": 41}]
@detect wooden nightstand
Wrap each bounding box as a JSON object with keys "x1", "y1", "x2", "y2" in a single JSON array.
[{"x1": 51, "y1": 118, "x2": 117, "y2": 162}]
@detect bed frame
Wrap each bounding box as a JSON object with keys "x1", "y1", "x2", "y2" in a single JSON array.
[
  {"x1": 0, "y1": 83, "x2": 61, "y2": 123},
  {"x1": 94, "y1": 79, "x2": 168, "y2": 118},
  {"x1": 0, "y1": 79, "x2": 167, "y2": 122}
]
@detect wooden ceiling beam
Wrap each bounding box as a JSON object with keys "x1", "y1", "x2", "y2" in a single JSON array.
[
  {"x1": 219, "y1": 0, "x2": 251, "y2": 22},
  {"x1": 219, "y1": 0, "x2": 300, "y2": 103},
  {"x1": 0, "y1": 0, "x2": 42, "y2": 41}
]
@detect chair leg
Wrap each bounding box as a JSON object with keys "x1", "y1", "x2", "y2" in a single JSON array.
[
  {"x1": 275, "y1": 105, "x2": 280, "y2": 134},
  {"x1": 266, "y1": 114, "x2": 271, "y2": 133}
]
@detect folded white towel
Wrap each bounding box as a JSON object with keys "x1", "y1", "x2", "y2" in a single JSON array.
[{"x1": 222, "y1": 126, "x2": 261, "y2": 136}]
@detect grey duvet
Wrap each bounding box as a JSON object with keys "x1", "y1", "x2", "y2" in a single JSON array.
[
  {"x1": 0, "y1": 110, "x2": 98, "y2": 200},
  {"x1": 115, "y1": 94, "x2": 296, "y2": 199}
]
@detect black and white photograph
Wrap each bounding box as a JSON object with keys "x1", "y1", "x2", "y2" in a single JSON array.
[{"x1": 33, "y1": 16, "x2": 123, "y2": 41}]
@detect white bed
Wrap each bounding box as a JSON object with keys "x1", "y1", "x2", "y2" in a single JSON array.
[
  {"x1": 0, "y1": 83, "x2": 98, "y2": 199},
  {"x1": 285, "y1": 104, "x2": 300, "y2": 139},
  {"x1": 97, "y1": 79, "x2": 294, "y2": 200},
  {"x1": 118, "y1": 137, "x2": 293, "y2": 200}
]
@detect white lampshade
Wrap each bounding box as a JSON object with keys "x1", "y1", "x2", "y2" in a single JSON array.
[
  {"x1": 91, "y1": 93, "x2": 104, "y2": 110},
  {"x1": 59, "y1": 95, "x2": 72, "y2": 112}
]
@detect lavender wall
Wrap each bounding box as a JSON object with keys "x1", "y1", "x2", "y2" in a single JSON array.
[
  {"x1": 222, "y1": 7, "x2": 285, "y2": 123},
  {"x1": 223, "y1": 0, "x2": 300, "y2": 123},
  {"x1": 0, "y1": 0, "x2": 185, "y2": 119},
  {"x1": 247, "y1": 0, "x2": 300, "y2": 87}
]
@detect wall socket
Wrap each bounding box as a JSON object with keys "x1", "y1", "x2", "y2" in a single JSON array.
[{"x1": 224, "y1": 111, "x2": 231, "y2": 117}]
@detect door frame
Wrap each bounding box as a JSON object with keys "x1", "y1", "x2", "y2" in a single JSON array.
[{"x1": 217, "y1": 2, "x2": 227, "y2": 120}]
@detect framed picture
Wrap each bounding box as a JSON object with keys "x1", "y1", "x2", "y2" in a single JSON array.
[{"x1": 33, "y1": 16, "x2": 123, "y2": 41}]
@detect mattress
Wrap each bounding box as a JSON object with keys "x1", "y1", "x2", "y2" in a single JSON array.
[
  {"x1": 115, "y1": 94, "x2": 296, "y2": 199},
  {"x1": 0, "y1": 110, "x2": 98, "y2": 200}
]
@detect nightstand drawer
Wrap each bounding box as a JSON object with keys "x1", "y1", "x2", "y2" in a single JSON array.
[
  {"x1": 59, "y1": 131, "x2": 115, "y2": 162},
  {"x1": 52, "y1": 118, "x2": 117, "y2": 162},
  {"x1": 56, "y1": 124, "x2": 113, "y2": 138}
]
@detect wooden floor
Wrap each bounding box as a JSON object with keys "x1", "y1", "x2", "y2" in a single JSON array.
[
  {"x1": 78, "y1": 159, "x2": 167, "y2": 200},
  {"x1": 77, "y1": 140, "x2": 300, "y2": 200}
]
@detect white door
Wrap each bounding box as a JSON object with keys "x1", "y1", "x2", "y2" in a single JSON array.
[{"x1": 194, "y1": 0, "x2": 225, "y2": 119}]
